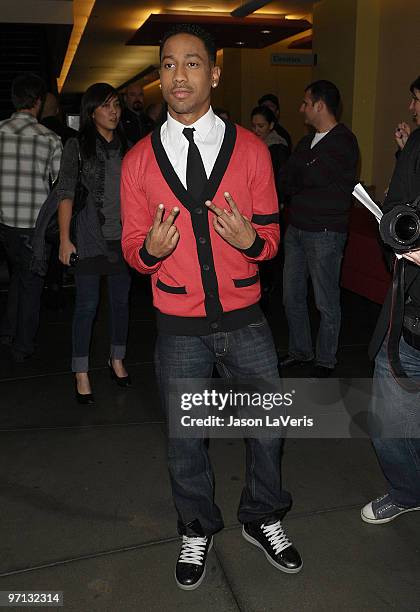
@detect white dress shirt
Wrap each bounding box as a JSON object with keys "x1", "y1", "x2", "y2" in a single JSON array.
[{"x1": 160, "y1": 107, "x2": 226, "y2": 189}]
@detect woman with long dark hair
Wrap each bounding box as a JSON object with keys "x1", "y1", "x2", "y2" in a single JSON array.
[{"x1": 57, "y1": 83, "x2": 131, "y2": 404}]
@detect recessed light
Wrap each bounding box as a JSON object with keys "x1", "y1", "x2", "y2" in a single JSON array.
[
  {"x1": 236, "y1": 41, "x2": 245, "y2": 46},
  {"x1": 261, "y1": 29, "x2": 271, "y2": 34}
]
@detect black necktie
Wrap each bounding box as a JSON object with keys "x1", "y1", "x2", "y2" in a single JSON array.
[{"x1": 182, "y1": 127, "x2": 207, "y2": 201}]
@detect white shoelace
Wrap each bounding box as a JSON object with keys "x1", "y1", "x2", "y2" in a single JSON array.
[
  {"x1": 262, "y1": 521, "x2": 292, "y2": 554},
  {"x1": 178, "y1": 536, "x2": 208, "y2": 566}
]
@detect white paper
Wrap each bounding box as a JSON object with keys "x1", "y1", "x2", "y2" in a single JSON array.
[
  {"x1": 352, "y1": 183, "x2": 383, "y2": 222},
  {"x1": 352, "y1": 183, "x2": 402, "y2": 258}
]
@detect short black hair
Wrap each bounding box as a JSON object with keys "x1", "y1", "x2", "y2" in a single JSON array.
[
  {"x1": 11, "y1": 73, "x2": 46, "y2": 111},
  {"x1": 251, "y1": 105, "x2": 276, "y2": 125},
  {"x1": 258, "y1": 93, "x2": 279, "y2": 111},
  {"x1": 160, "y1": 24, "x2": 217, "y2": 64},
  {"x1": 410, "y1": 76, "x2": 420, "y2": 94},
  {"x1": 305, "y1": 80, "x2": 341, "y2": 117}
]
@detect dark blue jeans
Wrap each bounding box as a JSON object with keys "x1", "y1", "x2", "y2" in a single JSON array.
[
  {"x1": 72, "y1": 272, "x2": 131, "y2": 372},
  {"x1": 370, "y1": 337, "x2": 420, "y2": 507},
  {"x1": 283, "y1": 225, "x2": 347, "y2": 368},
  {"x1": 155, "y1": 317, "x2": 292, "y2": 536},
  {"x1": 0, "y1": 224, "x2": 44, "y2": 355}
]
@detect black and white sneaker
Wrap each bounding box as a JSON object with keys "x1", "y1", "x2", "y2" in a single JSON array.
[
  {"x1": 242, "y1": 519, "x2": 302, "y2": 573},
  {"x1": 175, "y1": 535, "x2": 213, "y2": 590},
  {"x1": 361, "y1": 493, "x2": 420, "y2": 524}
]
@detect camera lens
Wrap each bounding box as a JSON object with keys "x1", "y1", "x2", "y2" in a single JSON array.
[
  {"x1": 379, "y1": 200, "x2": 420, "y2": 253},
  {"x1": 392, "y1": 212, "x2": 420, "y2": 244}
]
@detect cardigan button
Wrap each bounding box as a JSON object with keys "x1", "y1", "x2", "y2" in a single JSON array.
[
  {"x1": 195, "y1": 207, "x2": 203, "y2": 215},
  {"x1": 210, "y1": 322, "x2": 219, "y2": 330},
  {"x1": 202, "y1": 264, "x2": 210, "y2": 271},
  {"x1": 198, "y1": 236, "x2": 206, "y2": 244}
]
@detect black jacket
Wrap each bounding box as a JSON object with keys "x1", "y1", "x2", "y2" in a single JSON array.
[
  {"x1": 279, "y1": 123, "x2": 359, "y2": 232},
  {"x1": 274, "y1": 122, "x2": 292, "y2": 153},
  {"x1": 369, "y1": 127, "x2": 420, "y2": 358},
  {"x1": 120, "y1": 108, "x2": 153, "y2": 146}
]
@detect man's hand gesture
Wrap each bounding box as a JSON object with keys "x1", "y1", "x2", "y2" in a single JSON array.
[
  {"x1": 205, "y1": 192, "x2": 256, "y2": 250},
  {"x1": 145, "y1": 204, "x2": 180, "y2": 258}
]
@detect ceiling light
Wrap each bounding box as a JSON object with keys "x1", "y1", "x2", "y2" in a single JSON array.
[
  {"x1": 236, "y1": 41, "x2": 245, "y2": 45},
  {"x1": 285, "y1": 14, "x2": 304, "y2": 20},
  {"x1": 231, "y1": 0, "x2": 273, "y2": 18},
  {"x1": 261, "y1": 29, "x2": 271, "y2": 34},
  {"x1": 188, "y1": 5, "x2": 212, "y2": 9}
]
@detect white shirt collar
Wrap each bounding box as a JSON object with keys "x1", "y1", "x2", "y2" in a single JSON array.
[{"x1": 166, "y1": 107, "x2": 217, "y2": 146}]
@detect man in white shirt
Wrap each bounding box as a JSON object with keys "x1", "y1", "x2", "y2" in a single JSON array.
[
  {"x1": 278, "y1": 80, "x2": 359, "y2": 377},
  {"x1": 121, "y1": 23, "x2": 302, "y2": 591}
]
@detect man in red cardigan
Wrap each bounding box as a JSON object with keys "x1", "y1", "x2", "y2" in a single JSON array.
[{"x1": 121, "y1": 24, "x2": 302, "y2": 590}]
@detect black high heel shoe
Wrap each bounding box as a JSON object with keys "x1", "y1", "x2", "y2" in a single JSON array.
[
  {"x1": 74, "y1": 378, "x2": 95, "y2": 405},
  {"x1": 108, "y1": 359, "x2": 132, "y2": 388}
]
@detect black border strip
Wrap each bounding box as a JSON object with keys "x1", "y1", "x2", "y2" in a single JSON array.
[
  {"x1": 252, "y1": 213, "x2": 279, "y2": 225},
  {"x1": 233, "y1": 273, "x2": 259, "y2": 288},
  {"x1": 156, "y1": 279, "x2": 187, "y2": 294}
]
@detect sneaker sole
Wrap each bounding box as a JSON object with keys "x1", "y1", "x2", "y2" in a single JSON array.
[
  {"x1": 174, "y1": 538, "x2": 213, "y2": 591},
  {"x1": 242, "y1": 527, "x2": 303, "y2": 574},
  {"x1": 361, "y1": 505, "x2": 420, "y2": 524}
]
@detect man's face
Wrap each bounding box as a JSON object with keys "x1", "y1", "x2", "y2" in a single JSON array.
[
  {"x1": 299, "y1": 89, "x2": 318, "y2": 127},
  {"x1": 261, "y1": 100, "x2": 279, "y2": 120},
  {"x1": 409, "y1": 88, "x2": 420, "y2": 126},
  {"x1": 159, "y1": 33, "x2": 220, "y2": 125},
  {"x1": 126, "y1": 85, "x2": 144, "y2": 113}
]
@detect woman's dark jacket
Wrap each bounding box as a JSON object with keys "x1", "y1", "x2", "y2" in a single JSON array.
[
  {"x1": 369, "y1": 127, "x2": 420, "y2": 358},
  {"x1": 56, "y1": 135, "x2": 125, "y2": 260}
]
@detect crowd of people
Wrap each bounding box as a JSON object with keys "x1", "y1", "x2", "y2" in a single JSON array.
[{"x1": 0, "y1": 22, "x2": 419, "y2": 592}]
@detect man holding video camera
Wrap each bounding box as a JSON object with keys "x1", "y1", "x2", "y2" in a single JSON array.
[{"x1": 361, "y1": 76, "x2": 420, "y2": 524}]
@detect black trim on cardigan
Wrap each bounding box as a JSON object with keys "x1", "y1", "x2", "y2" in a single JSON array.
[
  {"x1": 139, "y1": 244, "x2": 161, "y2": 267},
  {"x1": 252, "y1": 213, "x2": 279, "y2": 225},
  {"x1": 151, "y1": 120, "x2": 238, "y2": 330},
  {"x1": 241, "y1": 234, "x2": 265, "y2": 258},
  {"x1": 233, "y1": 273, "x2": 259, "y2": 288},
  {"x1": 151, "y1": 120, "x2": 237, "y2": 212},
  {"x1": 156, "y1": 279, "x2": 187, "y2": 294}
]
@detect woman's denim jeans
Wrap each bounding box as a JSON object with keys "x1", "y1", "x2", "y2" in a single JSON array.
[
  {"x1": 283, "y1": 225, "x2": 347, "y2": 368},
  {"x1": 370, "y1": 337, "x2": 420, "y2": 507},
  {"x1": 72, "y1": 271, "x2": 131, "y2": 372},
  {"x1": 155, "y1": 317, "x2": 292, "y2": 536}
]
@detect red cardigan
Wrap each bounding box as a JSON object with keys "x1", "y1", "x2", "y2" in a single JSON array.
[{"x1": 121, "y1": 121, "x2": 279, "y2": 335}]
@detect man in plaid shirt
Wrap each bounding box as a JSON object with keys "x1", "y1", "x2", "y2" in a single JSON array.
[{"x1": 0, "y1": 73, "x2": 62, "y2": 361}]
